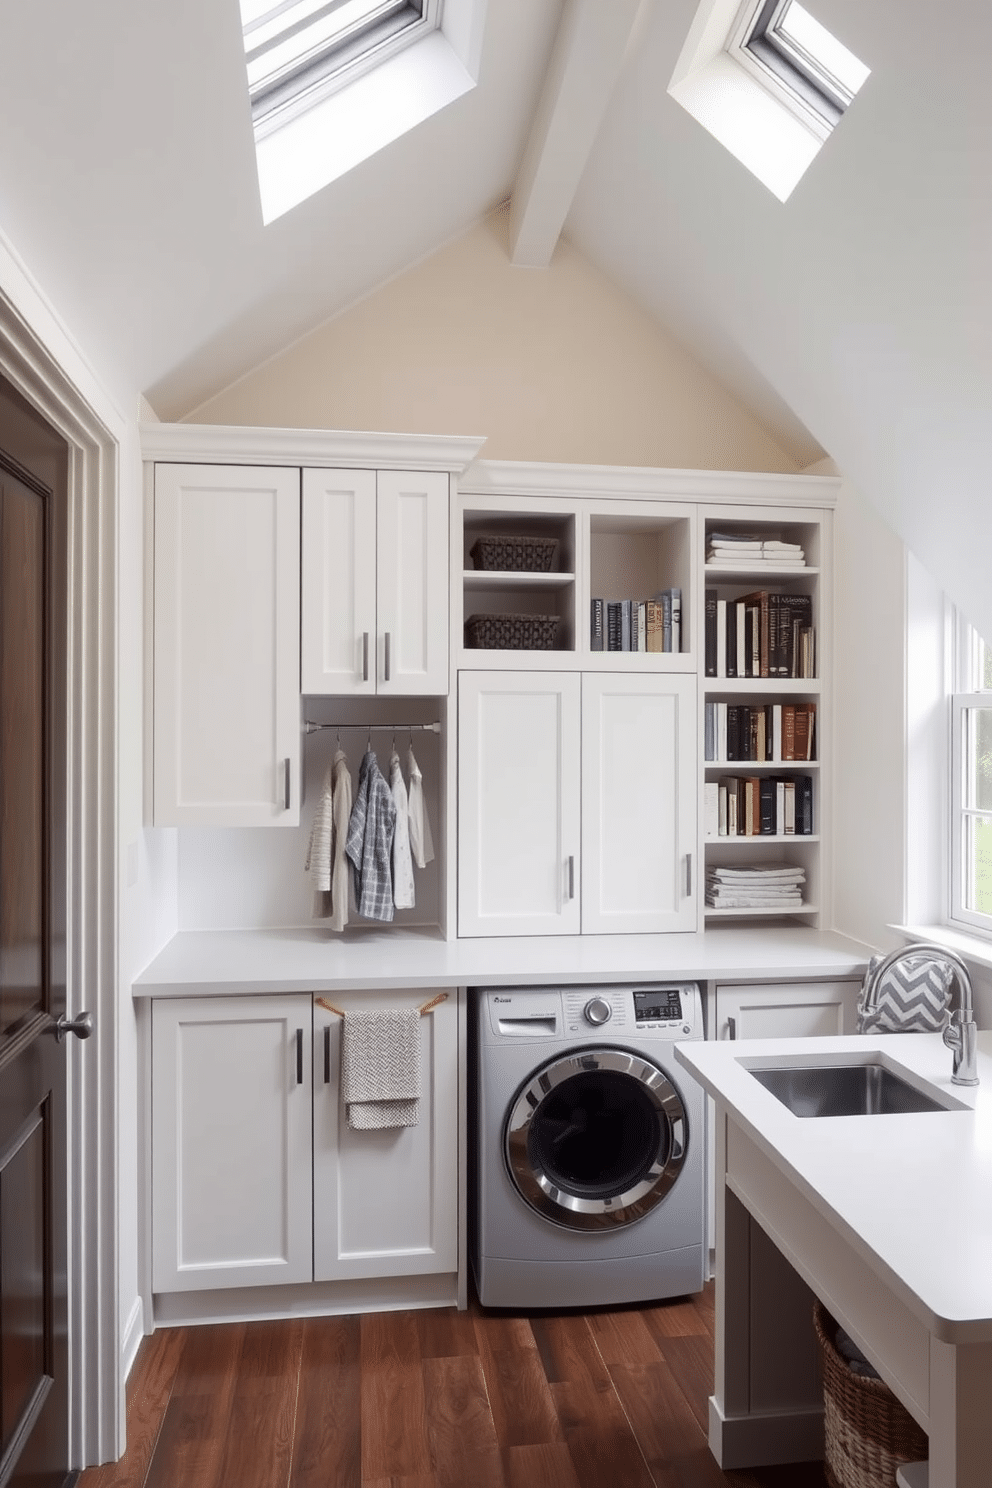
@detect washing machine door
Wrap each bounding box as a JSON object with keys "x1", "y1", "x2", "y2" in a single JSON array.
[{"x1": 504, "y1": 1047, "x2": 689, "y2": 1231}]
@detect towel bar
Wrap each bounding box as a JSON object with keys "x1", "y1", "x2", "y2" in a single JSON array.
[{"x1": 316, "y1": 992, "x2": 448, "y2": 1018}]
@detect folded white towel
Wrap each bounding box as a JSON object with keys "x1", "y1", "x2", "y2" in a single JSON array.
[{"x1": 340, "y1": 1008, "x2": 421, "y2": 1130}]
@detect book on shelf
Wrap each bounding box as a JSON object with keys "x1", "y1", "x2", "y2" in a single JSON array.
[
  {"x1": 590, "y1": 598, "x2": 604, "y2": 651},
  {"x1": 646, "y1": 599, "x2": 664, "y2": 653},
  {"x1": 704, "y1": 781, "x2": 720, "y2": 839},
  {"x1": 660, "y1": 589, "x2": 672, "y2": 653},
  {"x1": 670, "y1": 587, "x2": 681, "y2": 653},
  {"x1": 636, "y1": 600, "x2": 647, "y2": 652},
  {"x1": 606, "y1": 600, "x2": 622, "y2": 651},
  {"x1": 705, "y1": 589, "x2": 717, "y2": 676},
  {"x1": 775, "y1": 591, "x2": 814, "y2": 677},
  {"x1": 716, "y1": 598, "x2": 727, "y2": 676}
]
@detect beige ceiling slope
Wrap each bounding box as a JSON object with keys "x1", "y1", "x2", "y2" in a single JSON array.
[{"x1": 509, "y1": 0, "x2": 649, "y2": 267}]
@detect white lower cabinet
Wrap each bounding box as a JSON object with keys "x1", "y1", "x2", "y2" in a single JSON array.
[
  {"x1": 151, "y1": 990, "x2": 459, "y2": 1301},
  {"x1": 313, "y1": 990, "x2": 458, "y2": 1281},
  {"x1": 714, "y1": 979, "x2": 861, "y2": 1041},
  {"x1": 457, "y1": 670, "x2": 696, "y2": 936},
  {"x1": 151, "y1": 994, "x2": 314, "y2": 1293}
]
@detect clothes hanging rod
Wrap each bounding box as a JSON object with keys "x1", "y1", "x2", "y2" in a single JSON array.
[{"x1": 304, "y1": 720, "x2": 441, "y2": 735}]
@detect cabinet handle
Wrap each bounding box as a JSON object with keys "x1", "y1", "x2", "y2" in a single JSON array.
[
  {"x1": 324, "y1": 1025, "x2": 331, "y2": 1085},
  {"x1": 362, "y1": 631, "x2": 369, "y2": 682},
  {"x1": 567, "y1": 855, "x2": 575, "y2": 900},
  {"x1": 384, "y1": 631, "x2": 391, "y2": 682},
  {"x1": 727, "y1": 1016, "x2": 737, "y2": 1041},
  {"x1": 296, "y1": 1027, "x2": 304, "y2": 1084},
  {"x1": 284, "y1": 757, "x2": 291, "y2": 811},
  {"x1": 685, "y1": 852, "x2": 692, "y2": 897}
]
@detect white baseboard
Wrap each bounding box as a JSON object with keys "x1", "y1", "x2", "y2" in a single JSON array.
[{"x1": 121, "y1": 1295, "x2": 145, "y2": 1383}]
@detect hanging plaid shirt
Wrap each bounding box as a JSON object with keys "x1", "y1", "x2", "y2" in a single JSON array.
[{"x1": 345, "y1": 749, "x2": 397, "y2": 921}]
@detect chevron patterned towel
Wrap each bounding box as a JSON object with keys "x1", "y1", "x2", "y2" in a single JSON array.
[
  {"x1": 857, "y1": 953, "x2": 954, "y2": 1033},
  {"x1": 340, "y1": 1008, "x2": 422, "y2": 1130}
]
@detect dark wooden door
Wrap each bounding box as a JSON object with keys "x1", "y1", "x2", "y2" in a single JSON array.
[{"x1": 0, "y1": 378, "x2": 72, "y2": 1488}]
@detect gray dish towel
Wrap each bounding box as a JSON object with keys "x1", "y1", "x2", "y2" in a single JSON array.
[{"x1": 340, "y1": 1008, "x2": 421, "y2": 1130}]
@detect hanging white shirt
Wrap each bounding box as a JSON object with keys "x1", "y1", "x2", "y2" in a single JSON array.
[
  {"x1": 406, "y1": 745, "x2": 435, "y2": 869},
  {"x1": 389, "y1": 750, "x2": 415, "y2": 910}
]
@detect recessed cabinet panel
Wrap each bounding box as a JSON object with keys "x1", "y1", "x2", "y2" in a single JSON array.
[
  {"x1": 301, "y1": 469, "x2": 377, "y2": 694},
  {"x1": 151, "y1": 995, "x2": 313, "y2": 1292},
  {"x1": 313, "y1": 990, "x2": 458, "y2": 1281},
  {"x1": 377, "y1": 470, "x2": 449, "y2": 694},
  {"x1": 458, "y1": 672, "x2": 581, "y2": 936},
  {"x1": 581, "y1": 673, "x2": 697, "y2": 933},
  {"x1": 302, "y1": 467, "x2": 448, "y2": 696},
  {"x1": 153, "y1": 464, "x2": 301, "y2": 826},
  {"x1": 714, "y1": 981, "x2": 860, "y2": 1041}
]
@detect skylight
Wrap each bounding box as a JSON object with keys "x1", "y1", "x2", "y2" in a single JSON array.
[
  {"x1": 728, "y1": 0, "x2": 870, "y2": 138},
  {"x1": 668, "y1": 0, "x2": 870, "y2": 201},
  {"x1": 242, "y1": 0, "x2": 441, "y2": 137}
]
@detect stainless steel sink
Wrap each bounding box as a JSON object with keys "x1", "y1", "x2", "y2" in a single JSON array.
[{"x1": 748, "y1": 1061, "x2": 952, "y2": 1117}]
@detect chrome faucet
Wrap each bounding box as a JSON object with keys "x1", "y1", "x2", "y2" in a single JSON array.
[{"x1": 862, "y1": 942, "x2": 979, "y2": 1086}]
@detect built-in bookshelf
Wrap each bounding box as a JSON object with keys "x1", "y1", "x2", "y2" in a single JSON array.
[{"x1": 699, "y1": 508, "x2": 828, "y2": 926}]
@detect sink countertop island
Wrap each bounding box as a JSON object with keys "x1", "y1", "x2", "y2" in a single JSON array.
[{"x1": 676, "y1": 1031, "x2": 992, "y2": 1488}]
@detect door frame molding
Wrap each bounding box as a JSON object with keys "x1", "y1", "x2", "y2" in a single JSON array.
[{"x1": 0, "y1": 238, "x2": 121, "y2": 1465}]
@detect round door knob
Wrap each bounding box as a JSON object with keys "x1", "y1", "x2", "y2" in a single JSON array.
[
  {"x1": 54, "y1": 1010, "x2": 94, "y2": 1043},
  {"x1": 584, "y1": 996, "x2": 612, "y2": 1026}
]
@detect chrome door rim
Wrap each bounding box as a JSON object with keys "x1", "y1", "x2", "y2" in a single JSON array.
[{"x1": 504, "y1": 1047, "x2": 688, "y2": 1230}]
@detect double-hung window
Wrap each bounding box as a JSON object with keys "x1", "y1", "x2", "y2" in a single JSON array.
[{"x1": 950, "y1": 614, "x2": 992, "y2": 934}]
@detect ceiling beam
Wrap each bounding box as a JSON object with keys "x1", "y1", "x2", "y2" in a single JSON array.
[{"x1": 509, "y1": 0, "x2": 647, "y2": 267}]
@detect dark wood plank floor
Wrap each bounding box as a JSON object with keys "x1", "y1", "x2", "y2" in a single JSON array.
[{"x1": 80, "y1": 1286, "x2": 826, "y2": 1488}]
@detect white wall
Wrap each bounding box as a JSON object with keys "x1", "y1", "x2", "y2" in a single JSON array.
[
  {"x1": 831, "y1": 476, "x2": 907, "y2": 951},
  {"x1": 186, "y1": 210, "x2": 803, "y2": 473}
]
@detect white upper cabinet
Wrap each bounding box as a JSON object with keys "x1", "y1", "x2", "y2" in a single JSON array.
[
  {"x1": 458, "y1": 672, "x2": 582, "y2": 937},
  {"x1": 457, "y1": 670, "x2": 696, "y2": 937},
  {"x1": 302, "y1": 467, "x2": 449, "y2": 696},
  {"x1": 153, "y1": 463, "x2": 301, "y2": 827},
  {"x1": 581, "y1": 672, "x2": 697, "y2": 933}
]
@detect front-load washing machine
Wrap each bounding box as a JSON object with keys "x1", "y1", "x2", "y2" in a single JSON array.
[{"x1": 472, "y1": 982, "x2": 705, "y2": 1309}]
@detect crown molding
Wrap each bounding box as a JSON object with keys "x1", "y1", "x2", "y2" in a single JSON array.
[
  {"x1": 139, "y1": 422, "x2": 487, "y2": 472},
  {"x1": 459, "y1": 458, "x2": 840, "y2": 506}
]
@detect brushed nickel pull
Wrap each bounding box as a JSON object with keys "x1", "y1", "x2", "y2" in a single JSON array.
[
  {"x1": 685, "y1": 852, "x2": 692, "y2": 897},
  {"x1": 728, "y1": 1016, "x2": 737, "y2": 1041},
  {"x1": 324, "y1": 1025, "x2": 331, "y2": 1084},
  {"x1": 384, "y1": 631, "x2": 391, "y2": 682},
  {"x1": 284, "y1": 757, "x2": 291, "y2": 811},
  {"x1": 362, "y1": 631, "x2": 369, "y2": 682},
  {"x1": 567, "y1": 855, "x2": 575, "y2": 900},
  {"x1": 296, "y1": 1027, "x2": 304, "y2": 1085}
]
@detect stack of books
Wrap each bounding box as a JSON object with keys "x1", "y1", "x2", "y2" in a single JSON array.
[
  {"x1": 705, "y1": 864, "x2": 806, "y2": 909},
  {"x1": 704, "y1": 775, "x2": 814, "y2": 837},
  {"x1": 706, "y1": 533, "x2": 806, "y2": 568},
  {"x1": 704, "y1": 701, "x2": 816, "y2": 762},
  {"x1": 704, "y1": 589, "x2": 814, "y2": 678},
  {"x1": 590, "y1": 588, "x2": 681, "y2": 652}
]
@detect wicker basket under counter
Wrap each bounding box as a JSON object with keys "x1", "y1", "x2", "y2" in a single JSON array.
[
  {"x1": 813, "y1": 1301, "x2": 928, "y2": 1488},
  {"x1": 464, "y1": 613, "x2": 560, "y2": 650},
  {"x1": 469, "y1": 534, "x2": 559, "y2": 572}
]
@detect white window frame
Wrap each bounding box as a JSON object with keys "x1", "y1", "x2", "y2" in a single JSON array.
[
  {"x1": 243, "y1": 0, "x2": 443, "y2": 140},
  {"x1": 726, "y1": 0, "x2": 867, "y2": 143},
  {"x1": 948, "y1": 610, "x2": 992, "y2": 936}
]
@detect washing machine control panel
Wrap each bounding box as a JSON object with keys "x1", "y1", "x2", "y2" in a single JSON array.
[
  {"x1": 633, "y1": 986, "x2": 686, "y2": 1029},
  {"x1": 553, "y1": 983, "x2": 700, "y2": 1039}
]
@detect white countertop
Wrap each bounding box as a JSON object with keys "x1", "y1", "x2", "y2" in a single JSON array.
[
  {"x1": 676, "y1": 1031, "x2": 992, "y2": 1342},
  {"x1": 132, "y1": 924, "x2": 870, "y2": 997}
]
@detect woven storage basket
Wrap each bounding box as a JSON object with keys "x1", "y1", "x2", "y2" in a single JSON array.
[
  {"x1": 470, "y1": 534, "x2": 558, "y2": 572},
  {"x1": 464, "y1": 613, "x2": 559, "y2": 650},
  {"x1": 814, "y1": 1301, "x2": 928, "y2": 1488}
]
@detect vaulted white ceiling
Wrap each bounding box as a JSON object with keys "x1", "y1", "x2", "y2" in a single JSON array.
[{"x1": 1, "y1": 0, "x2": 989, "y2": 634}]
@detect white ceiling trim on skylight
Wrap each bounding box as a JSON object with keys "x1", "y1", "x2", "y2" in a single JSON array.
[
  {"x1": 668, "y1": 0, "x2": 869, "y2": 202},
  {"x1": 246, "y1": 0, "x2": 487, "y2": 224}
]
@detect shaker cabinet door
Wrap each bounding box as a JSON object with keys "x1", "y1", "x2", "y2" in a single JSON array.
[
  {"x1": 581, "y1": 672, "x2": 697, "y2": 933},
  {"x1": 458, "y1": 671, "x2": 581, "y2": 936},
  {"x1": 151, "y1": 995, "x2": 314, "y2": 1293},
  {"x1": 153, "y1": 463, "x2": 301, "y2": 825}
]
